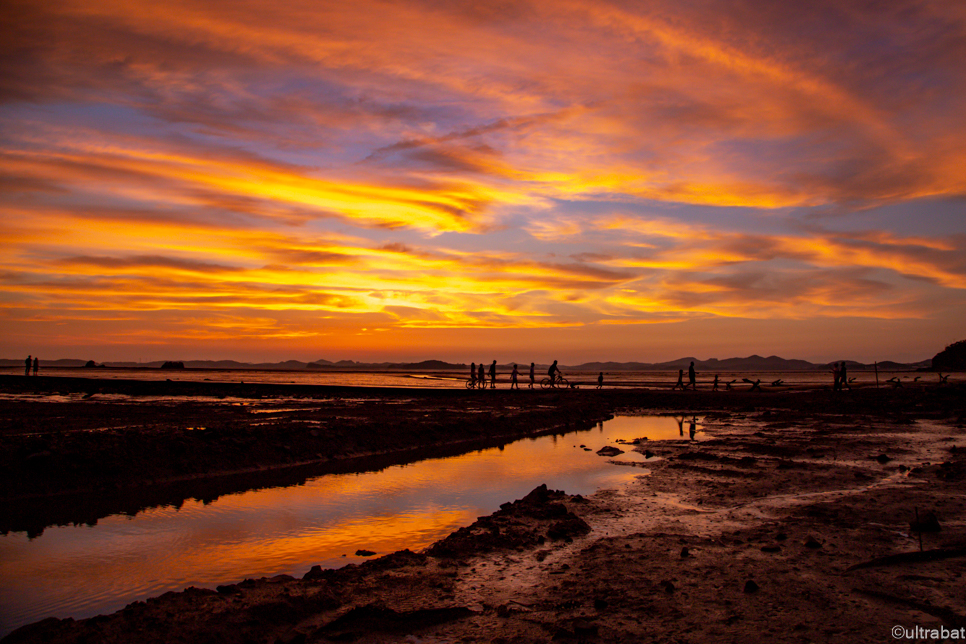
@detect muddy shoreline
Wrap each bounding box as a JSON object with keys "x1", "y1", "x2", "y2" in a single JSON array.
[{"x1": 3, "y1": 377, "x2": 966, "y2": 642}]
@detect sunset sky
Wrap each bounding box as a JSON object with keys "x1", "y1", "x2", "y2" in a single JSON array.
[{"x1": 2, "y1": 0, "x2": 965, "y2": 364}]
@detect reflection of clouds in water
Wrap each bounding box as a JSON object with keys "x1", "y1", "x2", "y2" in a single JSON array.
[{"x1": 0, "y1": 420, "x2": 650, "y2": 632}]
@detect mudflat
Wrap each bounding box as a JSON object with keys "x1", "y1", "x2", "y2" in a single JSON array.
[{"x1": 2, "y1": 376, "x2": 965, "y2": 643}]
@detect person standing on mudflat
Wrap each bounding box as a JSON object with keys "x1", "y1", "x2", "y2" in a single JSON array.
[
  {"x1": 529, "y1": 362, "x2": 535, "y2": 389},
  {"x1": 489, "y1": 360, "x2": 497, "y2": 389},
  {"x1": 688, "y1": 361, "x2": 697, "y2": 390},
  {"x1": 25, "y1": 355, "x2": 31, "y2": 376},
  {"x1": 672, "y1": 369, "x2": 685, "y2": 390},
  {"x1": 32, "y1": 356, "x2": 39, "y2": 376}
]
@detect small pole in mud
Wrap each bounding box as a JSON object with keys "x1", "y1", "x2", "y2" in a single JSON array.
[
  {"x1": 874, "y1": 362, "x2": 879, "y2": 389},
  {"x1": 915, "y1": 507, "x2": 923, "y2": 552}
]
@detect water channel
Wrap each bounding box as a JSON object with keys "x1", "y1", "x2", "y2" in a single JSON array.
[{"x1": 0, "y1": 414, "x2": 704, "y2": 635}]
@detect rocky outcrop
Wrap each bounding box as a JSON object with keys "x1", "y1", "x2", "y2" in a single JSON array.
[{"x1": 932, "y1": 339, "x2": 966, "y2": 371}]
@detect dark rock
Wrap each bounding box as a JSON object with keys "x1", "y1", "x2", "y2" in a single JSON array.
[
  {"x1": 573, "y1": 619, "x2": 599, "y2": 637},
  {"x1": 680, "y1": 547, "x2": 690, "y2": 558},
  {"x1": 596, "y1": 446, "x2": 624, "y2": 457},
  {"x1": 744, "y1": 580, "x2": 760, "y2": 594},
  {"x1": 302, "y1": 565, "x2": 325, "y2": 580},
  {"x1": 355, "y1": 549, "x2": 376, "y2": 557},
  {"x1": 594, "y1": 598, "x2": 608, "y2": 611},
  {"x1": 761, "y1": 545, "x2": 781, "y2": 553},
  {"x1": 661, "y1": 580, "x2": 675, "y2": 593},
  {"x1": 875, "y1": 454, "x2": 892, "y2": 464},
  {"x1": 804, "y1": 536, "x2": 822, "y2": 549}
]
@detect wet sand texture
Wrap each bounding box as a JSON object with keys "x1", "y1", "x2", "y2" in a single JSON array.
[{"x1": 2, "y1": 377, "x2": 965, "y2": 643}]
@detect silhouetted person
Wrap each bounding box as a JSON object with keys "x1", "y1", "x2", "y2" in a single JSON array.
[
  {"x1": 549, "y1": 360, "x2": 560, "y2": 383},
  {"x1": 712, "y1": 374, "x2": 719, "y2": 391},
  {"x1": 511, "y1": 364, "x2": 519, "y2": 389},
  {"x1": 489, "y1": 360, "x2": 497, "y2": 388},
  {"x1": 529, "y1": 362, "x2": 535, "y2": 389},
  {"x1": 597, "y1": 372, "x2": 603, "y2": 389},
  {"x1": 831, "y1": 362, "x2": 841, "y2": 391},
  {"x1": 470, "y1": 362, "x2": 477, "y2": 387},
  {"x1": 840, "y1": 362, "x2": 849, "y2": 390},
  {"x1": 32, "y1": 357, "x2": 38, "y2": 375},
  {"x1": 478, "y1": 363, "x2": 485, "y2": 389},
  {"x1": 688, "y1": 361, "x2": 696, "y2": 390},
  {"x1": 672, "y1": 369, "x2": 685, "y2": 390},
  {"x1": 25, "y1": 355, "x2": 31, "y2": 376}
]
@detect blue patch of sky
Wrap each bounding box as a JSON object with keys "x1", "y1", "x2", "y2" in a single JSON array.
[{"x1": 792, "y1": 197, "x2": 966, "y2": 237}]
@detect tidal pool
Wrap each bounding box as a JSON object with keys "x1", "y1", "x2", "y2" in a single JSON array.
[{"x1": 0, "y1": 414, "x2": 703, "y2": 635}]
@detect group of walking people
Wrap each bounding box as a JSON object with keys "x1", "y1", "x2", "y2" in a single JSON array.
[
  {"x1": 24, "y1": 355, "x2": 38, "y2": 376},
  {"x1": 468, "y1": 360, "x2": 600, "y2": 390},
  {"x1": 468, "y1": 360, "x2": 545, "y2": 389}
]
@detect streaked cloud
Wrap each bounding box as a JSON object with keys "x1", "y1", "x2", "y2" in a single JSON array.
[{"x1": 1, "y1": 0, "x2": 965, "y2": 362}]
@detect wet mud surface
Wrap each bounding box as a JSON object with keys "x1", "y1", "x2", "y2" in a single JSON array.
[{"x1": 3, "y1": 377, "x2": 966, "y2": 642}]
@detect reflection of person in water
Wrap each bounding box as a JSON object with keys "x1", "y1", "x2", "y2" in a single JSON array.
[
  {"x1": 689, "y1": 417, "x2": 697, "y2": 440},
  {"x1": 676, "y1": 415, "x2": 684, "y2": 436}
]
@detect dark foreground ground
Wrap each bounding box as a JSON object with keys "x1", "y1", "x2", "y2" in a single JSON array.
[{"x1": 2, "y1": 376, "x2": 965, "y2": 643}]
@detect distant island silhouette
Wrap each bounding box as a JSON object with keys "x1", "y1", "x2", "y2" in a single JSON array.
[{"x1": 0, "y1": 354, "x2": 941, "y2": 371}]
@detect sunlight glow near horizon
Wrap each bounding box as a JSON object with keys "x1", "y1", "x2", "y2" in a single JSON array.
[{"x1": 2, "y1": 0, "x2": 965, "y2": 364}]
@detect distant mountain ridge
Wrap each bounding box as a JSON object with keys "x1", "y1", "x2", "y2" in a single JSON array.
[{"x1": 1, "y1": 355, "x2": 934, "y2": 371}]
